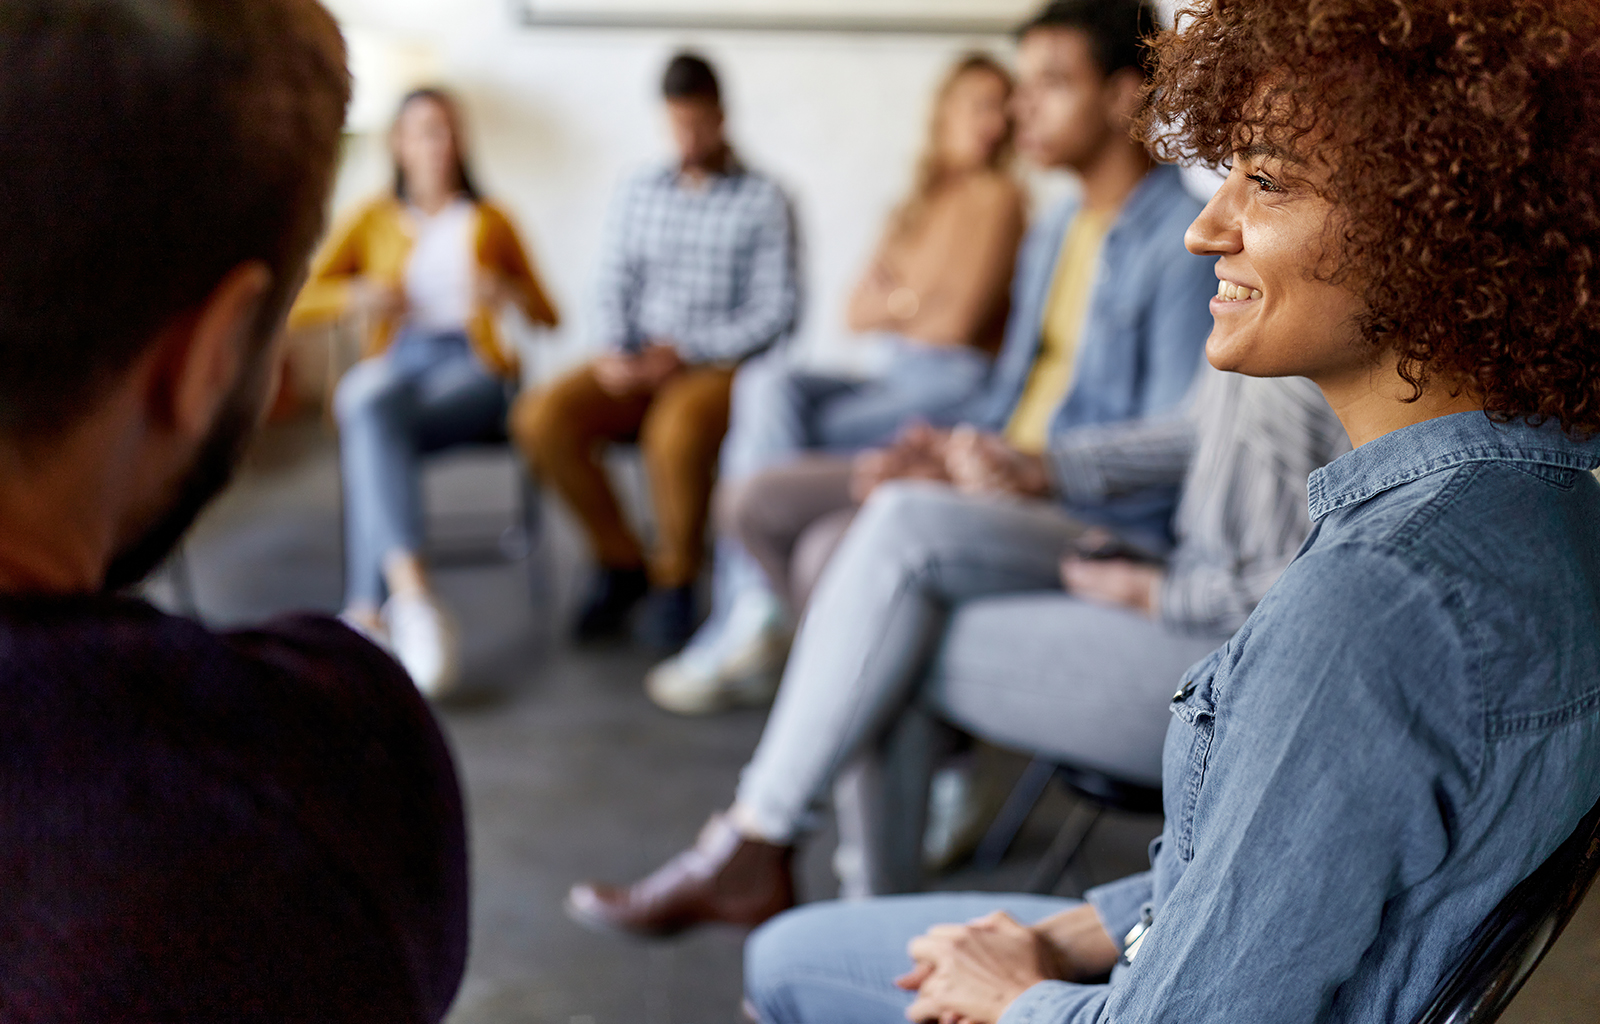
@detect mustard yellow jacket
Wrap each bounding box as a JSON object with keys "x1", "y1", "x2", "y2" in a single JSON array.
[{"x1": 288, "y1": 196, "x2": 560, "y2": 378}]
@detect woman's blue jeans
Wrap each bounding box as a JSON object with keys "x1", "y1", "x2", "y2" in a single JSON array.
[
  {"x1": 334, "y1": 329, "x2": 510, "y2": 608},
  {"x1": 719, "y1": 341, "x2": 992, "y2": 482},
  {"x1": 745, "y1": 893, "x2": 1079, "y2": 1024}
]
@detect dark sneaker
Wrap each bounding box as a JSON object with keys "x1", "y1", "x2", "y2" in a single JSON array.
[
  {"x1": 635, "y1": 585, "x2": 698, "y2": 653},
  {"x1": 574, "y1": 567, "x2": 649, "y2": 641}
]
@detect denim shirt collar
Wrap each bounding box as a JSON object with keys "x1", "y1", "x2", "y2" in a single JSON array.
[
  {"x1": 1105, "y1": 163, "x2": 1186, "y2": 245},
  {"x1": 1308, "y1": 410, "x2": 1600, "y2": 521}
]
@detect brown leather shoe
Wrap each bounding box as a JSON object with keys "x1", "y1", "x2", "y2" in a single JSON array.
[{"x1": 566, "y1": 814, "x2": 795, "y2": 937}]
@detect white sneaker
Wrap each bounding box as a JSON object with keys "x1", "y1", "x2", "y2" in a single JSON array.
[
  {"x1": 922, "y1": 759, "x2": 994, "y2": 872},
  {"x1": 381, "y1": 592, "x2": 462, "y2": 699},
  {"x1": 646, "y1": 590, "x2": 788, "y2": 715}
]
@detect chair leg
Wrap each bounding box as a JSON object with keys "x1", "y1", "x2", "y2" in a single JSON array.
[
  {"x1": 498, "y1": 473, "x2": 535, "y2": 562},
  {"x1": 516, "y1": 466, "x2": 547, "y2": 607},
  {"x1": 1026, "y1": 798, "x2": 1104, "y2": 896},
  {"x1": 974, "y1": 757, "x2": 1059, "y2": 871}
]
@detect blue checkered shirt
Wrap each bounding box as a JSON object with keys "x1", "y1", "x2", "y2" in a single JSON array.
[{"x1": 593, "y1": 160, "x2": 799, "y2": 364}]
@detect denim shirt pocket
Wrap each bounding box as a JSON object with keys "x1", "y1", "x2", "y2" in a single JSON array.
[{"x1": 1169, "y1": 651, "x2": 1224, "y2": 862}]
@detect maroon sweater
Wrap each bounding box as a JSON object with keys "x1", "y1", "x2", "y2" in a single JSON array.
[{"x1": 0, "y1": 596, "x2": 468, "y2": 1022}]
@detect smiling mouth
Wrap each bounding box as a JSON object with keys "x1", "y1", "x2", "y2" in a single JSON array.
[{"x1": 1216, "y1": 280, "x2": 1262, "y2": 301}]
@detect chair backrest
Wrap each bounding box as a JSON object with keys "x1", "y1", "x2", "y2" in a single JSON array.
[{"x1": 1408, "y1": 792, "x2": 1600, "y2": 1024}]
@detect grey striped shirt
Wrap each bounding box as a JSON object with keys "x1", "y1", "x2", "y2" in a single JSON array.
[{"x1": 1050, "y1": 366, "x2": 1350, "y2": 635}]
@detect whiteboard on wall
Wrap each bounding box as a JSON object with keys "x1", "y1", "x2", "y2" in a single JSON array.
[{"x1": 515, "y1": 0, "x2": 1037, "y2": 34}]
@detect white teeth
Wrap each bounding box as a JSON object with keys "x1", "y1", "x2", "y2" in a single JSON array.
[{"x1": 1215, "y1": 281, "x2": 1263, "y2": 301}]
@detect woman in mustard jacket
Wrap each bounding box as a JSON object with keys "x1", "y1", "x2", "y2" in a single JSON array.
[{"x1": 289, "y1": 87, "x2": 559, "y2": 697}]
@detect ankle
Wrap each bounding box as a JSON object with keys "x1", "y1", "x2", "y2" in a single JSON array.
[
  {"x1": 383, "y1": 551, "x2": 430, "y2": 599},
  {"x1": 727, "y1": 803, "x2": 786, "y2": 847}
]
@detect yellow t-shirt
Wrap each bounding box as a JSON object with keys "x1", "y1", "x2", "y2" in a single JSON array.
[{"x1": 1004, "y1": 209, "x2": 1112, "y2": 454}]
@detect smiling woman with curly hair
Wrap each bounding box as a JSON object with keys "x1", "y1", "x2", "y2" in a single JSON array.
[
  {"x1": 737, "y1": 2, "x2": 1600, "y2": 1023},
  {"x1": 1145, "y1": 0, "x2": 1600, "y2": 436}
]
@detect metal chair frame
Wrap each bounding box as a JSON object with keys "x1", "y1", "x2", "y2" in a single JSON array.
[
  {"x1": 975, "y1": 756, "x2": 1163, "y2": 896},
  {"x1": 1408, "y1": 792, "x2": 1600, "y2": 1024}
]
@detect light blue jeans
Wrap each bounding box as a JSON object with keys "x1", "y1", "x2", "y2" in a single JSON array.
[
  {"x1": 334, "y1": 328, "x2": 510, "y2": 608},
  {"x1": 720, "y1": 341, "x2": 992, "y2": 478},
  {"x1": 695, "y1": 341, "x2": 991, "y2": 648},
  {"x1": 745, "y1": 892, "x2": 1080, "y2": 1024}
]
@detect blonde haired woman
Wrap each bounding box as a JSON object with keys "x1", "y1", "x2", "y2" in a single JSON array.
[
  {"x1": 650, "y1": 54, "x2": 1026, "y2": 713},
  {"x1": 290, "y1": 88, "x2": 559, "y2": 696}
]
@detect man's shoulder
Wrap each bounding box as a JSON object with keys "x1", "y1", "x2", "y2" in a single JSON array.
[
  {"x1": 0, "y1": 599, "x2": 467, "y2": 1016},
  {"x1": 206, "y1": 613, "x2": 457, "y2": 789},
  {"x1": 1013, "y1": 196, "x2": 1077, "y2": 270},
  {"x1": 222, "y1": 611, "x2": 412, "y2": 702},
  {"x1": 615, "y1": 165, "x2": 675, "y2": 198},
  {"x1": 1107, "y1": 165, "x2": 1204, "y2": 245},
  {"x1": 1033, "y1": 194, "x2": 1080, "y2": 235},
  {"x1": 725, "y1": 167, "x2": 793, "y2": 209},
  {"x1": 1140, "y1": 164, "x2": 1207, "y2": 210},
  {"x1": 0, "y1": 600, "x2": 433, "y2": 767}
]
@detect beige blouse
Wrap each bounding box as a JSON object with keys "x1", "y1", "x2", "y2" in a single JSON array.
[{"x1": 846, "y1": 171, "x2": 1027, "y2": 353}]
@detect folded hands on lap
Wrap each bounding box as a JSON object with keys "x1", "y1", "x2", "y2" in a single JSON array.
[{"x1": 896, "y1": 905, "x2": 1120, "y2": 1024}]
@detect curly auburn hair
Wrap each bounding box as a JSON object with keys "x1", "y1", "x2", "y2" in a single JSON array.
[{"x1": 1141, "y1": 0, "x2": 1600, "y2": 436}]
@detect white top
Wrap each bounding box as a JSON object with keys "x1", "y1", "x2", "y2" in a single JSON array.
[{"x1": 403, "y1": 198, "x2": 476, "y2": 333}]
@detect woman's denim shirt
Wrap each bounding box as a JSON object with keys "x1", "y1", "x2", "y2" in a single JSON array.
[{"x1": 1002, "y1": 411, "x2": 1600, "y2": 1024}]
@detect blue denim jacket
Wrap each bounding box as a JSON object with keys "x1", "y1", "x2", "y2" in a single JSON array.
[
  {"x1": 1001, "y1": 411, "x2": 1600, "y2": 1024},
  {"x1": 966, "y1": 165, "x2": 1216, "y2": 548}
]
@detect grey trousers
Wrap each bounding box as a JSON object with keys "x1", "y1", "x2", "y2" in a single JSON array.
[{"x1": 733, "y1": 481, "x2": 1231, "y2": 894}]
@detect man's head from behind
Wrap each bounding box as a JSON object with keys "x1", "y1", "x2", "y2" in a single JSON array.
[
  {"x1": 0, "y1": 0, "x2": 348, "y2": 592},
  {"x1": 1012, "y1": 0, "x2": 1156, "y2": 171},
  {"x1": 662, "y1": 52, "x2": 727, "y2": 171}
]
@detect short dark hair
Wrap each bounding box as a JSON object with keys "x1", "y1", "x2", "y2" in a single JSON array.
[
  {"x1": 662, "y1": 52, "x2": 721, "y2": 104},
  {"x1": 0, "y1": 0, "x2": 349, "y2": 440},
  {"x1": 1017, "y1": 0, "x2": 1158, "y2": 81}
]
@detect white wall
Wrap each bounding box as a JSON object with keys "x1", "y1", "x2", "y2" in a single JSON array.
[
  {"x1": 322, "y1": 0, "x2": 1077, "y2": 379},
  {"x1": 318, "y1": 0, "x2": 1209, "y2": 380},
  {"x1": 529, "y1": 0, "x2": 1035, "y2": 17}
]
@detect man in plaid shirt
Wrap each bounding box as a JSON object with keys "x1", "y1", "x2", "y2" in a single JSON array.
[{"x1": 513, "y1": 52, "x2": 799, "y2": 649}]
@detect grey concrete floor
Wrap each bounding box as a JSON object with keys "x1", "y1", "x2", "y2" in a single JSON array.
[{"x1": 151, "y1": 418, "x2": 1600, "y2": 1024}]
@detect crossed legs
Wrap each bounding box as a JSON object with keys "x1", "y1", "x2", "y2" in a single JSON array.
[
  {"x1": 834, "y1": 592, "x2": 1231, "y2": 894},
  {"x1": 732, "y1": 482, "x2": 1084, "y2": 844}
]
